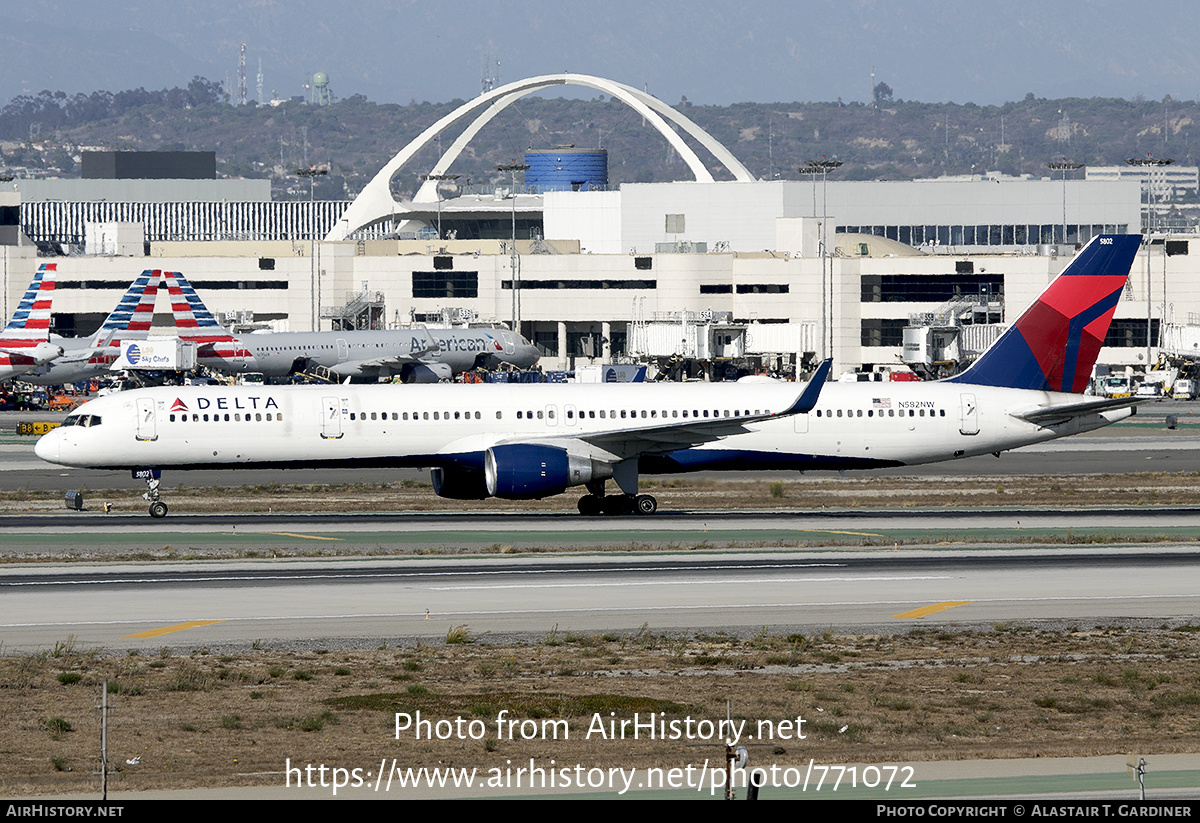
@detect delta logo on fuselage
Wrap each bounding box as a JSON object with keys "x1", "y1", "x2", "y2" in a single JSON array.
[{"x1": 171, "y1": 396, "x2": 280, "y2": 412}]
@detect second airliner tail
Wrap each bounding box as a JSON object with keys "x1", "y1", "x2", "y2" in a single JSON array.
[
  {"x1": 160, "y1": 270, "x2": 237, "y2": 343},
  {"x1": 88, "y1": 269, "x2": 161, "y2": 346}
]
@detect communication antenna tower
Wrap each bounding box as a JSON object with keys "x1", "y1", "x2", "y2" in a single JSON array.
[
  {"x1": 480, "y1": 53, "x2": 500, "y2": 95},
  {"x1": 257, "y1": 58, "x2": 264, "y2": 106},
  {"x1": 238, "y1": 43, "x2": 247, "y2": 106}
]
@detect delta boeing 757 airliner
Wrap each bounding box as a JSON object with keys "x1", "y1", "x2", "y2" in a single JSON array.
[{"x1": 35, "y1": 235, "x2": 1143, "y2": 518}]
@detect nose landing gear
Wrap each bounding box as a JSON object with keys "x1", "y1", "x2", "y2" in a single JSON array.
[{"x1": 134, "y1": 468, "x2": 168, "y2": 518}]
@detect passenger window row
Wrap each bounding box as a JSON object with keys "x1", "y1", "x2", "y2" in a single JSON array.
[
  {"x1": 814, "y1": 408, "x2": 946, "y2": 418},
  {"x1": 341, "y1": 407, "x2": 767, "y2": 423},
  {"x1": 168, "y1": 412, "x2": 281, "y2": 422}
]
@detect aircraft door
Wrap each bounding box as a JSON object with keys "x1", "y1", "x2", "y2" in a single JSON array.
[
  {"x1": 135, "y1": 398, "x2": 158, "y2": 441},
  {"x1": 499, "y1": 331, "x2": 516, "y2": 355},
  {"x1": 545, "y1": 404, "x2": 559, "y2": 427},
  {"x1": 959, "y1": 393, "x2": 979, "y2": 435},
  {"x1": 793, "y1": 410, "x2": 809, "y2": 433},
  {"x1": 336, "y1": 338, "x2": 349, "y2": 363},
  {"x1": 321, "y1": 396, "x2": 344, "y2": 439},
  {"x1": 564, "y1": 404, "x2": 577, "y2": 427}
]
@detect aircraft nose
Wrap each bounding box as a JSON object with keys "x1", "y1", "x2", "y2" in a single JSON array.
[{"x1": 34, "y1": 430, "x2": 60, "y2": 464}]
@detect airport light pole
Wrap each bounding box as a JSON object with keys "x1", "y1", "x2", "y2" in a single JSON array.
[
  {"x1": 496, "y1": 163, "x2": 530, "y2": 333},
  {"x1": 295, "y1": 165, "x2": 328, "y2": 331},
  {"x1": 800, "y1": 159, "x2": 842, "y2": 362},
  {"x1": 1125, "y1": 154, "x2": 1172, "y2": 368},
  {"x1": 1047, "y1": 159, "x2": 1084, "y2": 246},
  {"x1": 420, "y1": 173, "x2": 460, "y2": 240}
]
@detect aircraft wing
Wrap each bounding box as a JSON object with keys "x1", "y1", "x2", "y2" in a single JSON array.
[
  {"x1": 336, "y1": 354, "x2": 421, "y2": 373},
  {"x1": 1011, "y1": 395, "x2": 1147, "y2": 425},
  {"x1": 52, "y1": 348, "x2": 104, "y2": 365},
  {"x1": 498, "y1": 359, "x2": 831, "y2": 460}
]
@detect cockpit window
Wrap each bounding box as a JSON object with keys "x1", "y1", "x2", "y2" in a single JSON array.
[{"x1": 62, "y1": 414, "x2": 101, "y2": 428}]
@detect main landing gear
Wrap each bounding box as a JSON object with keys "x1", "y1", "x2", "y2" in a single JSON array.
[{"x1": 577, "y1": 492, "x2": 658, "y2": 516}]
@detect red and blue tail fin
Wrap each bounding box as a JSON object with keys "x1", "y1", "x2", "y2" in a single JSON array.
[{"x1": 948, "y1": 235, "x2": 1140, "y2": 393}]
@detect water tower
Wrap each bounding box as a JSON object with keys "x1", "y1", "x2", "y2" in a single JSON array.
[{"x1": 311, "y1": 72, "x2": 332, "y2": 106}]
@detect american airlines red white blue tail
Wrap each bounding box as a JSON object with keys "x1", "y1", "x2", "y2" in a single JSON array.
[
  {"x1": 35, "y1": 235, "x2": 1143, "y2": 517},
  {"x1": 23, "y1": 269, "x2": 161, "y2": 385},
  {"x1": 1, "y1": 263, "x2": 64, "y2": 382}
]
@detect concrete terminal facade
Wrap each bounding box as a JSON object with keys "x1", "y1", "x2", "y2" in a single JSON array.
[
  {"x1": 1, "y1": 223, "x2": 1185, "y2": 378},
  {"x1": 0, "y1": 72, "x2": 1189, "y2": 380}
]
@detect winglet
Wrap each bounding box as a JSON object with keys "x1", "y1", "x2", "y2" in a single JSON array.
[
  {"x1": 781, "y1": 358, "x2": 832, "y2": 415},
  {"x1": 414, "y1": 324, "x2": 441, "y2": 355}
]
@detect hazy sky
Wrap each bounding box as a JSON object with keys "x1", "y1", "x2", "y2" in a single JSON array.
[{"x1": 2, "y1": 0, "x2": 1197, "y2": 107}]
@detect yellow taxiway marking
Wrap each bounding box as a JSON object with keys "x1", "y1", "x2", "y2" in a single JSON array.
[
  {"x1": 794, "y1": 529, "x2": 886, "y2": 538},
  {"x1": 892, "y1": 601, "x2": 973, "y2": 619},
  {"x1": 123, "y1": 620, "x2": 225, "y2": 639},
  {"x1": 259, "y1": 532, "x2": 343, "y2": 541}
]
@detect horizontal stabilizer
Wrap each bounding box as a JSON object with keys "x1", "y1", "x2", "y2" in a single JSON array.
[{"x1": 1011, "y1": 395, "x2": 1145, "y2": 425}]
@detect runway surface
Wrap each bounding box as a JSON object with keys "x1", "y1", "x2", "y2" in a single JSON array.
[
  {"x1": 2, "y1": 547, "x2": 1198, "y2": 652},
  {"x1": 3, "y1": 407, "x2": 1200, "y2": 655}
]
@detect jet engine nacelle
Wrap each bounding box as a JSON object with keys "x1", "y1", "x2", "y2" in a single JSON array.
[
  {"x1": 430, "y1": 465, "x2": 489, "y2": 500},
  {"x1": 29, "y1": 341, "x2": 65, "y2": 365},
  {"x1": 484, "y1": 444, "x2": 610, "y2": 499},
  {"x1": 400, "y1": 362, "x2": 453, "y2": 383}
]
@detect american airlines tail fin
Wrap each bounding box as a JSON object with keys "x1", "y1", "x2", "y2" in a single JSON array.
[
  {"x1": 948, "y1": 234, "x2": 1141, "y2": 393},
  {"x1": 2, "y1": 263, "x2": 55, "y2": 341},
  {"x1": 88, "y1": 269, "x2": 161, "y2": 347},
  {"x1": 159, "y1": 270, "x2": 236, "y2": 343}
]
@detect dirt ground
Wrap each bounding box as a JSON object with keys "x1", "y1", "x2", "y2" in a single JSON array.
[{"x1": 3, "y1": 624, "x2": 1199, "y2": 796}]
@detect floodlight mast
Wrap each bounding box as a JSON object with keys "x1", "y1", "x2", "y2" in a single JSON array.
[
  {"x1": 800, "y1": 159, "x2": 843, "y2": 362},
  {"x1": 419, "y1": 173, "x2": 461, "y2": 241},
  {"x1": 295, "y1": 165, "x2": 329, "y2": 330},
  {"x1": 496, "y1": 163, "x2": 530, "y2": 331},
  {"x1": 1125, "y1": 155, "x2": 1172, "y2": 367},
  {"x1": 1047, "y1": 159, "x2": 1084, "y2": 246}
]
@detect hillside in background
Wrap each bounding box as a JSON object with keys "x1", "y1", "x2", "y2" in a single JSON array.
[{"x1": 1, "y1": 80, "x2": 1195, "y2": 201}]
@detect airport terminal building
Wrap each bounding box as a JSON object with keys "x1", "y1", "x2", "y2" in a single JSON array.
[{"x1": 0, "y1": 74, "x2": 1192, "y2": 380}]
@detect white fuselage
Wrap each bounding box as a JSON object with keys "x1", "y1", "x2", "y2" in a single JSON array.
[
  {"x1": 22, "y1": 338, "x2": 120, "y2": 386},
  {"x1": 198, "y1": 328, "x2": 540, "y2": 378},
  {"x1": 34, "y1": 381, "x2": 1130, "y2": 477}
]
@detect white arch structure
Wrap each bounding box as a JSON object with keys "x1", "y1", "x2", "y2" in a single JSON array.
[{"x1": 326, "y1": 73, "x2": 756, "y2": 240}]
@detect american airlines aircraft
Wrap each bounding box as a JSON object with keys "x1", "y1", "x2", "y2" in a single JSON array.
[
  {"x1": 160, "y1": 271, "x2": 541, "y2": 381},
  {"x1": 22, "y1": 269, "x2": 161, "y2": 386},
  {"x1": 1, "y1": 263, "x2": 64, "y2": 383},
  {"x1": 35, "y1": 235, "x2": 1143, "y2": 518}
]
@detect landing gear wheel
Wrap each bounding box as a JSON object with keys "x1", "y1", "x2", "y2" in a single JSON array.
[
  {"x1": 602, "y1": 495, "x2": 634, "y2": 516},
  {"x1": 634, "y1": 494, "x2": 658, "y2": 516},
  {"x1": 149, "y1": 500, "x2": 168, "y2": 519},
  {"x1": 578, "y1": 495, "x2": 603, "y2": 516}
]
